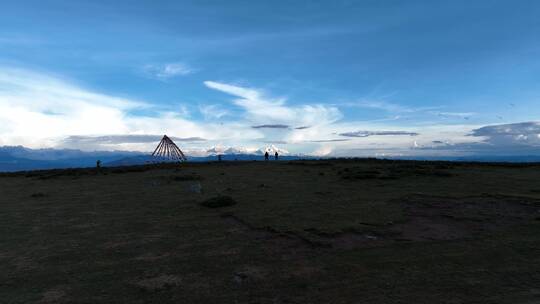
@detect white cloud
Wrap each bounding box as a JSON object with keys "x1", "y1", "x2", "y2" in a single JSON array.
[
  {"x1": 203, "y1": 81, "x2": 349, "y2": 152},
  {"x1": 471, "y1": 121, "x2": 540, "y2": 147},
  {"x1": 339, "y1": 130, "x2": 419, "y2": 137},
  {"x1": 338, "y1": 100, "x2": 440, "y2": 114},
  {"x1": 0, "y1": 68, "x2": 144, "y2": 146},
  {"x1": 198, "y1": 104, "x2": 230, "y2": 120},
  {"x1": 0, "y1": 67, "x2": 220, "y2": 150},
  {"x1": 204, "y1": 80, "x2": 342, "y2": 126},
  {"x1": 344, "y1": 100, "x2": 416, "y2": 113},
  {"x1": 428, "y1": 111, "x2": 475, "y2": 119},
  {"x1": 312, "y1": 145, "x2": 334, "y2": 156},
  {"x1": 4, "y1": 67, "x2": 532, "y2": 158},
  {"x1": 252, "y1": 124, "x2": 289, "y2": 129},
  {"x1": 143, "y1": 62, "x2": 194, "y2": 79},
  {"x1": 406, "y1": 122, "x2": 540, "y2": 157},
  {"x1": 340, "y1": 100, "x2": 474, "y2": 121}
]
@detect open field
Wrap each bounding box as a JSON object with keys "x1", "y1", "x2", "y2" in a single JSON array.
[{"x1": 1, "y1": 159, "x2": 540, "y2": 303}]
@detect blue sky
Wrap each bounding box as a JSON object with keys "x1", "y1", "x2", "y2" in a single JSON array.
[{"x1": 1, "y1": 0, "x2": 540, "y2": 156}]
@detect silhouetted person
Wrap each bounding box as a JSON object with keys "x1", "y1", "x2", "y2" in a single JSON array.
[
  {"x1": 264, "y1": 151, "x2": 269, "y2": 161},
  {"x1": 96, "y1": 160, "x2": 101, "y2": 169},
  {"x1": 274, "y1": 151, "x2": 279, "y2": 160},
  {"x1": 218, "y1": 155, "x2": 222, "y2": 162}
]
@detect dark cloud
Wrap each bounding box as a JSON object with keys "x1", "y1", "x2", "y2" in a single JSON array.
[
  {"x1": 432, "y1": 140, "x2": 444, "y2": 144},
  {"x1": 339, "y1": 131, "x2": 419, "y2": 138},
  {"x1": 251, "y1": 124, "x2": 290, "y2": 129},
  {"x1": 421, "y1": 122, "x2": 540, "y2": 156},
  {"x1": 471, "y1": 122, "x2": 540, "y2": 146},
  {"x1": 63, "y1": 135, "x2": 206, "y2": 145},
  {"x1": 295, "y1": 126, "x2": 311, "y2": 130},
  {"x1": 460, "y1": 121, "x2": 540, "y2": 152}
]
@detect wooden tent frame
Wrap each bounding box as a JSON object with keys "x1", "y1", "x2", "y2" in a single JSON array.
[{"x1": 151, "y1": 135, "x2": 187, "y2": 162}]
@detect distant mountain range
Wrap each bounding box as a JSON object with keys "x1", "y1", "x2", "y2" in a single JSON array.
[
  {"x1": 1, "y1": 145, "x2": 539, "y2": 172},
  {"x1": 104, "y1": 153, "x2": 304, "y2": 167},
  {"x1": 0, "y1": 146, "x2": 305, "y2": 172},
  {"x1": 0, "y1": 146, "x2": 143, "y2": 172}
]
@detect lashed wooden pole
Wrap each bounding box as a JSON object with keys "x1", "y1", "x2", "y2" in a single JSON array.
[{"x1": 151, "y1": 135, "x2": 188, "y2": 162}]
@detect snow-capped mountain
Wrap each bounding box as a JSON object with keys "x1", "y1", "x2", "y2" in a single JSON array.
[
  {"x1": 206, "y1": 145, "x2": 289, "y2": 156},
  {"x1": 0, "y1": 145, "x2": 307, "y2": 171}
]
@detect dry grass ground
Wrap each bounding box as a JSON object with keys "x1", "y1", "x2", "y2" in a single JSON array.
[{"x1": 1, "y1": 159, "x2": 540, "y2": 303}]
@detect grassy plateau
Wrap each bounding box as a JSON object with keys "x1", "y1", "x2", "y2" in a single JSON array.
[{"x1": 1, "y1": 159, "x2": 540, "y2": 303}]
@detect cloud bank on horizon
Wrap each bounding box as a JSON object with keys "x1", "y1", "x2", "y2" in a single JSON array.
[
  {"x1": 1, "y1": 66, "x2": 539, "y2": 158},
  {"x1": 1, "y1": 1, "x2": 540, "y2": 158}
]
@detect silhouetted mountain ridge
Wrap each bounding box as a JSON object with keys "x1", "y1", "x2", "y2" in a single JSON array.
[
  {"x1": 0, "y1": 146, "x2": 143, "y2": 172},
  {"x1": 1, "y1": 145, "x2": 539, "y2": 172}
]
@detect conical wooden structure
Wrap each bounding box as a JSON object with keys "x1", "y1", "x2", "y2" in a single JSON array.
[{"x1": 151, "y1": 135, "x2": 187, "y2": 162}]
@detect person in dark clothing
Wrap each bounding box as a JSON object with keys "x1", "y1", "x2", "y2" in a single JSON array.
[
  {"x1": 264, "y1": 151, "x2": 269, "y2": 161},
  {"x1": 218, "y1": 154, "x2": 222, "y2": 162},
  {"x1": 274, "y1": 151, "x2": 279, "y2": 160},
  {"x1": 96, "y1": 160, "x2": 101, "y2": 168}
]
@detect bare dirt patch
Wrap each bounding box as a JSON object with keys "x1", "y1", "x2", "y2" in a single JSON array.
[
  {"x1": 221, "y1": 194, "x2": 540, "y2": 252},
  {"x1": 304, "y1": 228, "x2": 385, "y2": 249},
  {"x1": 221, "y1": 213, "x2": 322, "y2": 259},
  {"x1": 39, "y1": 288, "x2": 67, "y2": 303},
  {"x1": 338, "y1": 165, "x2": 454, "y2": 180},
  {"x1": 389, "y1": 194, "x2": 540, "y2": 241},
  {"x1": 221, "y1": 213, "x2": 385, "y2": 253},
  {"x1": 13, "y1": 255, "x2": 39, "y2": 271}
]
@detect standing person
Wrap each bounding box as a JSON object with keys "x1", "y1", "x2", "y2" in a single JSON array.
[
  {"x1": 264, "y1": 151, "x2": 269, "y2": 161},
  {"x1": 96, "y1": 160, "x2": 101, "y2": 169},
  {"x1": 274, "y1": 151, "x2": 279, "y2": 160}
]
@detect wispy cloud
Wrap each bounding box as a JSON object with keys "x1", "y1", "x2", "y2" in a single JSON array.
[
  {"x1": 343, "y1": 100, "x2": 417, "y2": 113},
  {"x1": 0, "y1": 67, "x2": 220, "y2": 150},
  {"x1": 338, "y1": 100, "x2": 439, "y2": 113},
  {"x1": 309, "y1": 139, "x2": 351, "y2": 143},
  {"x1": 198, "y1": 104, "x2": 230, "y2": 120},
  {"x1": 429, "y1": 111, "x2": 475, "y2": 119},
  {"x1": 262, "y1": 140, "x2": 288, "y2": 144},
  {"x1": 340, "y1": 100, "x2": 475, "y2": 123},
  {"x1": 63, "y1": 135, "x2": 206, "y2": 145},
  {"x1": 340, "y1": 100, "x2": 477, "y2": 120},
  {"x1": 3, "y1": 67, "x2": 526, "y2": 158},
  {"x1": 339, "y1": 130, "x2": 419, "y2": 137},
  {"x1": 204, "y1": 81, "x2": 293, "y2": 121},
  {"x1": 143, "y1": 62, "x2": 194, "y2": 79},
  {"x1": 204, "y1": 81, "x2": 342, "y2": 126},
  {"x1": 252, "y1": 124, "x2": 290, "y2": 129},
  {"x1": 0, "y1": 67, "x2": 146, "y2": 145}
]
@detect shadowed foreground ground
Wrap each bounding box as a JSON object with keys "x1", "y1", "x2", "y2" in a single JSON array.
[{"x1": 1, "y1": 159, "x2": 540, "y2": 303}]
